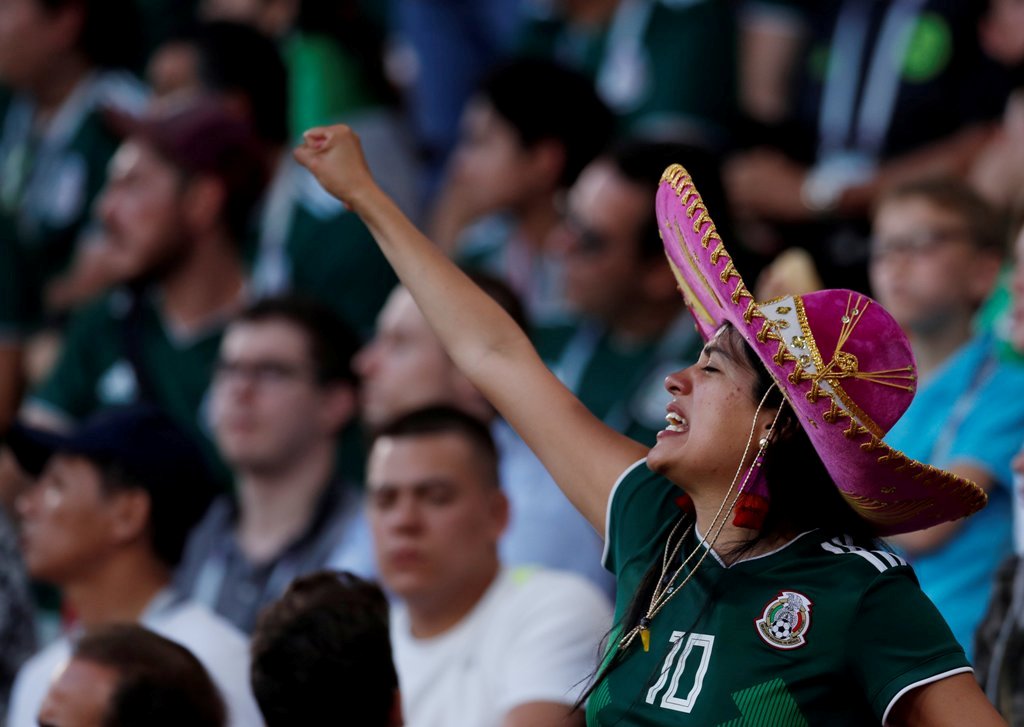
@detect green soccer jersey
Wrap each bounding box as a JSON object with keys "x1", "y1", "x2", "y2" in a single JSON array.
[
  {"x1": 518, "y1": 0, "x2": 737, "y2": 141},
  {"x1": 587, "y1": 460, "x2": 970, "y2": 726},
  {"x1": 29, "y1": 289, "x2": 228, "y2": 483},
  {"x1": 535, "y1": 317, "x2": 702, "y2": 445}
]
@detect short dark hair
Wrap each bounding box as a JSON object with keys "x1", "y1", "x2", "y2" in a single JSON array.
[
  {"x1": 72, "y1": 624, "x2": 225, "y2": 727},
  {"x1": 251, "y1": 571, "x2": 397, "y2": 727},
  {"x1": 38, "y1": 0, "x2": 144, "y2": 70},
  {"x1": 193, "y1": 21, "x2": 290, "y2": 146},
  {"x1": 233, "y1": 295, "x2": 361, "y2": 386},
  {"x1": 607, "y1": 140, "x2": 733, "y2": 260},
  {"x1": 876, "y1": 177, "x2": 1007, "y2": 254},
  {"x1": 480, "y1": 57, "x2": 614, "y2": 188},
  {"x1": 373, "y1": 406, "x2": 500, "y2": 487}
]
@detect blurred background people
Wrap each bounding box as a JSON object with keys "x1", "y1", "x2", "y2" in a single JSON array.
[
  {"x1": 0, "y1": 503, "x2": 35, "y2": 724},
  {"x1": 0, "y1": 0, "x2": 147, "y2": 432},
  {"x1": 357, "y1": 279, "x2": 611, "y2": 592},
  {"x1": 726, "y1": 0, "x2": 1013, "y2": 293},
  {"x1": 38, "y1": 623, "x2": 226, "y2": 727},
  {"x1": 6, "y1": 405, "x2": 261, "y2": 727},
  {"x1": 251, "y1": 570, "x2": 402, "y2": 727},
  {"x1": 517, "y1": 0, "x2": 738, "y2": 147},
  {"x1": 430, "y1": 57, "x2": 614, "y2": 326},
  {"x1": 536, "y1": 141, "x2": 720, "y2": 446},
  {"x1": 19, "y1": 97, "x2": 267, "y2": 484},
  {"x1": 366, "y1": 406, "x2": 611, "y2": 727},
  {"x1": 870, "y1": 178, "x2": 1024, "y2": 659},
  {"x1": 175, "y1": 296, "x2": 374, "y2": 633}
]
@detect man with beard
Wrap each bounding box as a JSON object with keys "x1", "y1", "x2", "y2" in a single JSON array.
[{"x1": 19, "y1": 97, "x2": 267, "y2": 480}]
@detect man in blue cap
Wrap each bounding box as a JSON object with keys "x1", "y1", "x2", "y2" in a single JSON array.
[{"x1": 5, "y1": 404, "x2": 262, "y2": 727}]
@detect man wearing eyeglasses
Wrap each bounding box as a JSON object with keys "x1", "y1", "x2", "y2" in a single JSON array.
[
  {"x1": 173, "y1": 295, "x2": 376, "y2": 634},
  {"x1": 870, "y1": 177, "x2": 1024, "y2": 660},
  {"x1": 534, "y1": 140, "x2": 714, "y2": 447}
]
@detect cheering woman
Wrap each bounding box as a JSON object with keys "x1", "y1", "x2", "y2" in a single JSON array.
[{"x1": 296, "y1": 126, "x2": 1005, "y2": 726}]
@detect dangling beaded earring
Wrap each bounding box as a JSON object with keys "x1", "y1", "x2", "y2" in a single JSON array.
[{"x1": 733, "y1": 436, "x2": 770, "y2": 530}]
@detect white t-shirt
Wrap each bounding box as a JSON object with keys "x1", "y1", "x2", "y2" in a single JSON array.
[
  {"x1": 8, "y1": 590, "x2": 263, "y2": 727},
  {"x1": 391, "y1": 566, "x2": 612, "y2": 727}
]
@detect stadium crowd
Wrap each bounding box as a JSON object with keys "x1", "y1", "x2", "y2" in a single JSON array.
[{"x1": 0, "y1": 0, "x2": 1023, "y2": 724}]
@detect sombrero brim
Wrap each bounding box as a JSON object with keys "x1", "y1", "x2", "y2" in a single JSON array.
[{"x1": 656, "y1": 164, "x2": 986, "y2": 536}]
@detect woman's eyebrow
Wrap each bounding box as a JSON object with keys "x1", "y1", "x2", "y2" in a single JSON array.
[{"x1": 702, "y1": 343, "x2": 737, "y2": 363}]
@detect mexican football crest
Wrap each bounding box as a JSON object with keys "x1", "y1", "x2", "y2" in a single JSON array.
[{"x1": 756, "y1": 591, "x2": 812, "y2": 650}]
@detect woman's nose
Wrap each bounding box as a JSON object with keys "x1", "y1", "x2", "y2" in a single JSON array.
[{"x1": 664, "y1": 367, "x2": 692, "y2": 396}]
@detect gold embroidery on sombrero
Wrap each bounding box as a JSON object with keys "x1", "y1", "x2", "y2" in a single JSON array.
[
  {"x1": 666, "y1": 254, "x2": 716, "y2": 327},
  {"x1": 659, "y1": 165, "x2": 989, "y2": 529},
  {"x1": 790, "y1": 296, "x2": 886, "y2": 439},
  {"x1": 670, "y1": 219, "x2": 724, "y2": 309},
  {"x1": 808, "y1": 294, "x2": 915, "y2": 395}
]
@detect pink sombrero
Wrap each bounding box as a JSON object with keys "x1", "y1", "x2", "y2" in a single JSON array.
[{"x1": 656, "y1": 164, "x2": 986, "y2": 536}]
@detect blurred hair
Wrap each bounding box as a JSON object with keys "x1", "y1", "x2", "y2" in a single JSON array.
[
  {"x1": 72, "y1": 624, "x2": 225, "y2": 727},
  {"x1": 251, "y1": 571, "x2": 397, "y2": 727},
  {"x1": 193, "y1": 21, "x2": 290, "y2": 146},
  {"x1": 234, "y1": 295, "x2": 361, "y2": 386},
  {"x1": 38, "y1": 0, "x2": 143, "y2": 70},
  {"x1": 877, "y1": 177, "x2": 1008, "y2": 254},
  {"x1": 97, "y1": 457, "x2": 215, "y2": 569},
  {"x1": 607, "y1": 140, "x2": 734, "y2": 260},
  {"x1": 479, "y1": 57, "x2": 615, "y2": 188},
  {"x1": 372, "y1": 405, "x2": 500, "y2": 488}
]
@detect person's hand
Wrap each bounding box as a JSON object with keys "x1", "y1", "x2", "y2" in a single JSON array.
[{"x1": 293, "y1": 125, "x2": 378, "y2": 210}]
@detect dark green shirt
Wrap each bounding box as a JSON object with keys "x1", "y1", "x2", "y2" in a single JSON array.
[{"x1": 588, "y1": 460, "x2": 970, "y2": 725}]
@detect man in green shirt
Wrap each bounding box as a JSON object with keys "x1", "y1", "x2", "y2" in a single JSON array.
[
  {"x1": 21, "y1": 98, "x2": 267, "y2": 483},
  {"x1": 535, "y1": 141, "x2": 716, "y2": 444}
]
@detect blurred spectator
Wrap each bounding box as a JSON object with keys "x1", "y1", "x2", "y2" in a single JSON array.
[
  {"x1": 6, "y1": 405, "x2": 261, "y2": 727},
  {"x1": 39, "y1": 623, "x2": 226, "y2": 727},
  {"x1": 972, "y1": 218, "x2": 1024, "y2": 723},
  {"x1": 357, "y1": 279, "x2": 611, "y2": 592},
  {"x1": 726, "y1": 0, "x2": 1012, "y2": 292},
  {"x1": 517, "y1": 0, "x2": 737, "y2": 147},
  {"x1": 390, "y1": 0, "x2": 523, "y2": 199},
  {"x1": 969, "y1": 0, "x2": 1024, "y2": 213},
  {"x1": 736, "y1": 0, "x2": 810, "y2": 125},
  {"x1": 536, "y1": 141, "x2": 714, "y2": 446},
  {"x1": 175, "y1": 297, "x2": 375, "y2": 633},
  {"x1": 19, "y1": 98, "x2": 267, "y2": 482},
  {"x1": 251, "y1": 571, "x2": 401, "y2": 727},
  {"x1": 0, "y1": 0, "x2": 147, "y2": 431},
  {"x1": 870, "y1": 179, "x2": 1024, "y2": 659},
  {"x1": 366, "y1": 406, "x2": 611, "y2": 727},
  {"x1": 143, "y1": 21, "x2": 404, "y2": 338},
  {"x1": 0, "y1": 505, "x2": 34, "y2": 723},
  {"x1": 430, "y1": 58, "x2": 614, "y2": 325}
]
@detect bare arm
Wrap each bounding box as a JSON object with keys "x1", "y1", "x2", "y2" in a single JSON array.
[
  {"x1": 890, "y1": 463, "x2": 993, "y2": 555},
  {"x1": 295, "y1": 126, "x2": 647, "y2": 532},
  {"x1": 887, "y1": 673, "x2": 1005, "y2": 727},
  {"x1": 502, "y1": 702, "x2": 584, "y2": 727}
]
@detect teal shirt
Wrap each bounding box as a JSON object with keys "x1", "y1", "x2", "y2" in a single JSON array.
[
  {"x1": 535, "y1": 316, "x2": 702, "y2": 445},
  {"x1": 588, "y1": 460, "x2": 969, "y2": 725}
]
